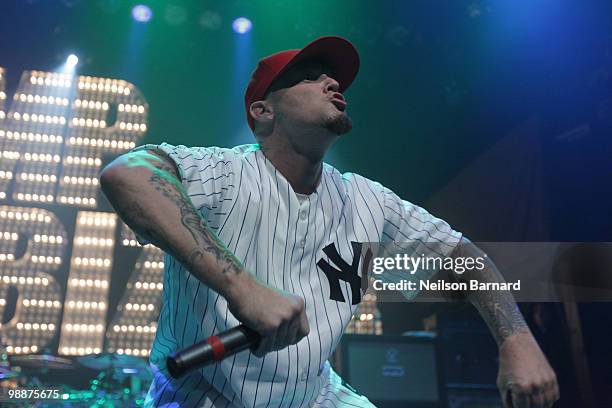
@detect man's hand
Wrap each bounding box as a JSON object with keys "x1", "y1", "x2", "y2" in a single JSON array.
[
  {"x1": 227, "y1": 276, "x2": 310, "y2": 357},
  {"x1": 497, "y1": 332, "x2": 560, "y2": 408},
  {"x1": 449, "y1": 238, "x2": 559, "y2": 407}
]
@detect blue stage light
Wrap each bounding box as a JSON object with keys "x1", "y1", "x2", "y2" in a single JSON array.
[
  {"x1": 66, "y1": 54, "x2": 79, "y2": 68},
  {"x1": 132, "y1": 5, "x2": 153, "y2": 23},
  {"x1": 232, "y1": 17, "x2": 252, "y2": 34}
]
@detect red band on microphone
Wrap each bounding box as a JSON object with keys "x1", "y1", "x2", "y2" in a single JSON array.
[{"x1": 206, "y1": 335, "x2": 225, "y2": 361}]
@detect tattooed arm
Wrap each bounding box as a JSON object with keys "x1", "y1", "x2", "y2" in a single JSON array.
[
  {"x1": 451, "y1": 237, "x2": 528, "y2": 345},
  {"x1": 99, "y1": 149, "x2": 309, "y2": 355},
  {"x1": 100, "y1": 150, "x2": 245, "y2": 292},
  {"x1": 451, "y1": 237, "x2": 559, "y2": 408}
]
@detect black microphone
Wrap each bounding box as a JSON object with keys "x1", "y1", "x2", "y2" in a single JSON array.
[{"x1": 166, "y1": 325, "x2": 261, "y2": 378}]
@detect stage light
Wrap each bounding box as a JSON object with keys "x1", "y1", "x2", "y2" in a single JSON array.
[
  {"x1": 0, "y1": 206, "x2": 65, "y2": 353},
  {"x1": 58, "y1": 211, "x2": 117, "y2": 355},
  {"x1": 105, "y1": 223, "x2": 164, "y2": 355},
  {"x1": 232, "y1": 17, "x2": 252, "y2": 34},
  {"x1": 66, "y1": 54, "x2": 78, "y2": 68},
  {"x1": 132, "y1": 5, "x2": 152, "y2": 23},
  {"x1": 1, "y1": 68, "x2": 153, "y2": 355}
]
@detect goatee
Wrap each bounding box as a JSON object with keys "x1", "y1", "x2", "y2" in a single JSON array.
[{"x1": 324, "y1": 113, "x2": 352, "y2": 135}]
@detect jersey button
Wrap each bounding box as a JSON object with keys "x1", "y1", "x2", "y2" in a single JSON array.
[
  {"x1": 299, "y1": 239, "x2": 306, "y2": 247},
  {"x1": 300, "y1": 371, "x2": 308, "y2": 382},
  {"x1": 299, "y1": 210, "x2": 308, "y2": 221}
]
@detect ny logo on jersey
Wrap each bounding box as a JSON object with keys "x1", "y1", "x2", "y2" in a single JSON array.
[{"x1": 316, "y1": 241, "x2": 373, "y2": 304}]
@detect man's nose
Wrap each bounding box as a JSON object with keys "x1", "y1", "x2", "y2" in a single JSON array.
[{"x1": 322, "y1": 74, "x2": 340, "y2": 93}]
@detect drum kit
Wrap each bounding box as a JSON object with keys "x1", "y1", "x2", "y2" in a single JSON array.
[{"x1": 0, "y1": 348, "x2": 151, "y2": 407}]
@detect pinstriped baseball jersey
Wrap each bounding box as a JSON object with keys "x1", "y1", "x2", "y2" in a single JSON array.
[{"x1": 135, "y1": 142, "x2": 462, "y2": 408}]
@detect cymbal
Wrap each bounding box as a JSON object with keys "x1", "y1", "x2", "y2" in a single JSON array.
[
  {"x1": 0, "y1": 366, "x2": 21, "y2": 381},
  {"x1": 9, "y1": 354, "x2": 74, "y2": 370},
  {"x1": 78, "y1": 353, "x2": 147, "y2": 371}
]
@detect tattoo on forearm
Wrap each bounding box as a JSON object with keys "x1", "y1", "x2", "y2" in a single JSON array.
[
  {"x1": 453, "y1": 240, "x2": 528, "y2": 345},
  {"x1": 110, "y1": 151, "x2": 244, "y2": 276},
  {"x1": 146, "y1": 162, "x2": 244, "y2": 275}
]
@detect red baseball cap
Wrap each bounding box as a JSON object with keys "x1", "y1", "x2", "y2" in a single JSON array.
[{"x1": 244, "y1": 36, "x2": 360, "y2": 131}]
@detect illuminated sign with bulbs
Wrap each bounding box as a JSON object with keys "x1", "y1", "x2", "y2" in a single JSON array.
[{"x1": 0, "y1": 67, "x2": 164, "y2": 357}]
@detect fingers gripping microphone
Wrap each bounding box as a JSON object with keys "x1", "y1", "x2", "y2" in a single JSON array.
[{"x1": 166, "y1": 325, "x2": 261, "y2": 378}]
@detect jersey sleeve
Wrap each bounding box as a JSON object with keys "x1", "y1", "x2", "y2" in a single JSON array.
[
  {"x1": 381, "y1": 186, "x2": 462, "y2": 255},
  {"x1": 129, "y1": 142, "x2": 239, "y2": 244},
  {"x1": 379, "y1": 185, "x2": 463, "y2": 299}
]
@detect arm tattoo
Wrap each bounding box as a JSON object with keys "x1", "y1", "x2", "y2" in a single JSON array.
[
  {"x1": 149, "y1": 162, "x2": 243, "y2": 275},
  {"x1": 122, "y1": 151, "x2": 244, "y2": 276},
  {"x1": 451, "y1": 238, "x2": 528, "y2": 345}
]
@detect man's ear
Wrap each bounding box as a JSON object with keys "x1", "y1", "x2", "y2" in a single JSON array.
[{"x1": 250, "y1": 100, "x2": 274, "y2": 125}]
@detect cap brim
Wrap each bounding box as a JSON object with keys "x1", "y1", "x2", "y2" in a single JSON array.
[{"x1": 274, "y1": 36, "x2": 360, "y2": 94}]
